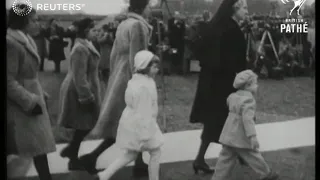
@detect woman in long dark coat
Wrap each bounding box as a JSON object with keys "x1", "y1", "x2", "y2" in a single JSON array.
[
  {"x1": 64, "y1": 20, "x2": 78, "y2": 52},
  {"x1": 32, "y1": 24, "x2": 48, "y2": 71},
  {"x1": 45, "y1": 19, "x2": 67, "y2": 73},
  {"x1": 190, "y1": 0, "x2": 248, "y2": 174}
]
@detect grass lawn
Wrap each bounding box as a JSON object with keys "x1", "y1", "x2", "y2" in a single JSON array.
[
  {"x1": 38, "y1": 69, "x2": 315, "y2": 143},
  {"x1": 9, "y1": 146, "x2": 315, "y2": 180}
]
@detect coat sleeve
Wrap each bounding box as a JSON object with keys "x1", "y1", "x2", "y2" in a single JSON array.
[
  {"x1": 241, "y1": 97, "x2": 257, "y2": 137},
  {"x1": 7, "y1": 39, "x2": 38, "y2": 112},
  {"x1": 71, "y1": 45, "x2": 95, "y2": 104},
  {"x1": 197, "y1": 26, "x2": 222, "y2": 71},
  {"x1": 220, "y1": 25, "x2": 246, "y2": 74},
  {"x1": 128, "y1": 86, "x2": 154, "y2": 141},
  {"x1": 129, "y1": 22, "x2": 148, "y2": 74}
]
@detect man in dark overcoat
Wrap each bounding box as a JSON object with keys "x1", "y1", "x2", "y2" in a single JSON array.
[{"x1": 168, "y1": 16, "x2": 186, "y2": 74}]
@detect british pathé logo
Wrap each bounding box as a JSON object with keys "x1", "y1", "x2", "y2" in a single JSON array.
[
  {"x1": 281, "y1": 0, "x2": 306, "y2": 16},
  {"x1": 280, "y1": 17, "x2": 308, "y2": 33},
  {"x1": 279, "y1": 0, "x2": 308, "y2": 33},
  {"x1": 12, "y1": 0, "x2": 33, "y2": 16}
]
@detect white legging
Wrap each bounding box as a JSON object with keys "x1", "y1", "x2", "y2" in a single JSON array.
[{"x1": 98, "y1": 148, "x2": 161, "y2": 180}]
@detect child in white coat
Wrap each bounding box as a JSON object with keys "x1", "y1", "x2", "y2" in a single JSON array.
[
  {"x1": 95, "y1": 50, "x2": 164, "y2": 180},
  {"x1": 211, "y1": 70, "x2": 279, "y2": 180}
]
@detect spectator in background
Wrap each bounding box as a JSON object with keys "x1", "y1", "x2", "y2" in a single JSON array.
[
  {"x1": 150, "y1": 17, "x2": 166, "y2": 53},
  {"x1": 44, "y1": 18, "x2": 68, "y2": 73},
  {"x1": 32, "y1": 23, "x2": 48, "y2": 71},
  {"x1": 307, "y1": 18, "x2": 315, "y2": 76},
  {"x1": 188, "y1": 11, "x2": 211, "y2": 61},
  {"x1": 109, "y1": 22, "x2": 118, "y2": 38},
  {"x1": 7, "y1": 5, "x2": 56, "y2": 180},
  {"x1": 64, "y1": 20, "x2": 78, "y2": 51},
  {"x1": 278, "y1": 36, "x2": 297, "y2": 77},
  {"x1": 203, "y1": 10, "x2": 211, "y2": 22},
  {"x1": 308, "y1": 19, "x2": 315, "y2": 56},
  {"x1": 168, "y1": 13, "x2": 186, "y2": 74},
  {"x1": 97, "y1": 24, "x2": 115, "y2": 94},
  {"x1": 92, "y1": 27, "x2": 101, "y2": 52}
]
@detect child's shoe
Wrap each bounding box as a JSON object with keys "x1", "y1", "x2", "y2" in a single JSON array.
[{"x1": 260, "y1": 171, "x2": 279, "y2": 180}]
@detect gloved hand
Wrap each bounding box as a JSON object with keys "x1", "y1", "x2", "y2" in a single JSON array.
[{"x1": 250, "y1": 136, "x2": 260, "y2": 151}]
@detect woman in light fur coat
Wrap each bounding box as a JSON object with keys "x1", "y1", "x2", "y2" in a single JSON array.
[
  {"x1": 7, "y1": 6, "x2": 56, "y2": 180},
  {"x1": 79, "y1": 0, "x2": 153, "y2": 177},
  {"x1": 57, "y1": 18, "x2": 101, "y2": 170}
]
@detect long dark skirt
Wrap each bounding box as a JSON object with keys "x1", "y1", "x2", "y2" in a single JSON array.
[{"x1": 201, "y1": 107, "x2": 229, "y2": 143}]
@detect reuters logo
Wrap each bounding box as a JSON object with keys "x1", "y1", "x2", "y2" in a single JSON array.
[{"x1": 12, "y1": 0, "x2": 33, "y2": 16}]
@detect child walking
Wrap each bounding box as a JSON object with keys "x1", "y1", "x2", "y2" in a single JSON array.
[
  {"x1": 211, "y1": 70, "x2": 279, "y2": 180},
  {"x1": 94, "y1": 50, "x2": 164, "y2": 180}
]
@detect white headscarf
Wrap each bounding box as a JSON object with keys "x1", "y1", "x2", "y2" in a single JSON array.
[{"x1": 134, "y1": 50, "x2": 155, "y2": 72}]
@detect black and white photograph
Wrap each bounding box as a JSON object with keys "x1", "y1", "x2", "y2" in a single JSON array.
[{"x1": 6, "y1": 0, "x2": 315, "y2": 179}]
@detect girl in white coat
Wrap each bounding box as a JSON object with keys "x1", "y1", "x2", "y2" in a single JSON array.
[{"x1": 95, "y1": 50, "x2": 164, "y2": 180}]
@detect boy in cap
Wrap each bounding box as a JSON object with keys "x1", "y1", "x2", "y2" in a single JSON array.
[{"x1": 211, "y1": 70, "x2": 279, "y2": 180}]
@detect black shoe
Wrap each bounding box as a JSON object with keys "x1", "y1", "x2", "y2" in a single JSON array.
[
  {"x1": 192, "y1": 161, "x2": 215, "y2": 175},
  {"x1": 60, "y1": 146, "x2": 72, "y2": 158},
  {"x1": 68, "y1": 159, "x2": 85, "y2": 171},
  {"x1": 78, "y1": 154, "x2": 104, "y2": 175},
  {"x1": 260, "y1": 171, "x2": 279, "y2": 180},
  {"x1": 132, "y1": 164, "x2": 149, "y2": 177}
]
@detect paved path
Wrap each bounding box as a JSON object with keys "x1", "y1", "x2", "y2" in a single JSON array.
[{"x1": 7, "y1": 117, "x2": 315, "y2": 179}]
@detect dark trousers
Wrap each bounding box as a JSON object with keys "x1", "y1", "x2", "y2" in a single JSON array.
[
  {"x1": 54, "y1": 60, "x2": 61, "y2": 73},
  {"x1": 39, "y1": 56, "x2": 45, "y2": 71}
]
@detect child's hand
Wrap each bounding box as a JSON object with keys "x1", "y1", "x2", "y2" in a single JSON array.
[{"x1": 250, "y1": 136, "x2": 260, "y2": 151}]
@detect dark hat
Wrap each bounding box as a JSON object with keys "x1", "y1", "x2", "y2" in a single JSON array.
[
  {"x1": 72, "y1": 20, "x2": 79, "y2": 26},
  {"x1": 76, "y1": 18, "x2": 94, "y2": 30}
]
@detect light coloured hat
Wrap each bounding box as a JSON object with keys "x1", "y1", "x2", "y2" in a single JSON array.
[
  {"x1": 233, "y1": 70, "x2": 258, "y2": 89},
  {"x1": 134, "y1": 50, "x2": 155, "y2": 72}
]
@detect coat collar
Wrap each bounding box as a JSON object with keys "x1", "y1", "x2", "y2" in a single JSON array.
[
  {"x1": 236, "y1": 90, "x2": 254, "y2": 99},
  {"x1": 127, "y1": 12, "x2": 153, "y2": 32},
  {"x1": 231, "y1": 16, "x2": 241, "y2": 27},
  {"x1": 7, "y1": 28, "x2": 40, "y2": 64},
  {"x1": 74, "y1": 38, "x2": 100, "y2": 57}
]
